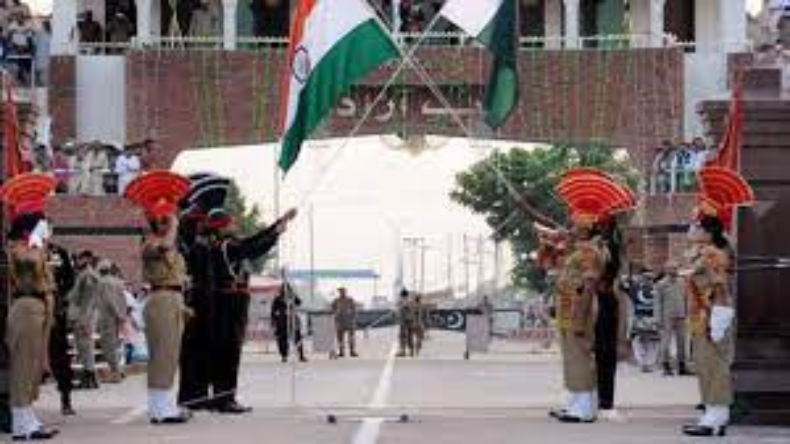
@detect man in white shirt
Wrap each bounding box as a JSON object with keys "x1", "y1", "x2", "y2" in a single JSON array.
[{"x1": 115, "y1": 148, "x2": 141, "y2": 194}]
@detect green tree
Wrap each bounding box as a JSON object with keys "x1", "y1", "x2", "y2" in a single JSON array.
[
  {"x1": 451, "y1": 143, "x2": 639, "y2": 290},
  {"x1": 225, "y1": 181, "x2": 272, "y2": 273}
]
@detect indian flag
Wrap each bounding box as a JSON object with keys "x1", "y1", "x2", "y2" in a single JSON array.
[
  {"x1": 279, "y1": 0, "x2": 400, "y2": 172},
  {"x1": 440, "y1": 0, "x2": 518, "y2": 129}
]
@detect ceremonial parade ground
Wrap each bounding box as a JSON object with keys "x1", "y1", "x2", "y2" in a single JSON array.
[{"x1": 33, "y1": 329, "x2": 790, "y2": 444}]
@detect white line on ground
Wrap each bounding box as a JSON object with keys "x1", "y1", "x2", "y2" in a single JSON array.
[
  {"x1": 351, "y1": 342, "x2": 398, "y2": 444},
  {"x1": 111, "y1": 405, "x2": 147, "y2": 425}
]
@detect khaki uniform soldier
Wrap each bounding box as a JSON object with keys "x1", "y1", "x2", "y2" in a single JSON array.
[
  {"x1": 331, "y1": 288, "x2": 358, "y2": 357},
  {"x1": 124, "y1": 171, "x2": 193, "y2": 425},
  {"x1": 681, "y1": 166, "x2": 753, "y2": 437},
  {"x1": 411, "y1": 295, "x2": 429, "y2": 355},
  {"x1": 67, "y1": 251, "x2": 101, "y2": 389},
  {"x1": 655, "y1": 261, "x2": 690, "y2": 376},
  {"x1": 2, "y1": 173, "x2": 60, "y2": 440},
  {"x1": 396, "y1": 290, "x2": 419, "y2": 357},
  {"x1": 550, "y1": 167, "x2": 636, "y2": 423},
  {"x1": 96, "y1": 260, "x2": 128, "y2": 382}
]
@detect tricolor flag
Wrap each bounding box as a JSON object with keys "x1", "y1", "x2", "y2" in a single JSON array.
[
  {"x1": 278, "y1": 0, "x2": 400, "y2": 172},
  {"x1": 440, "y1": 0, "x2": 518, "y2": 129}
]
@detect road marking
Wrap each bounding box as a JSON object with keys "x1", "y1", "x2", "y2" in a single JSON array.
[
  {"x1": 351, "y1": 342, "x2": 397, "y2": 444},
  {"x1": 111, "y1": 405, "x2": 147, "y2": 425}
]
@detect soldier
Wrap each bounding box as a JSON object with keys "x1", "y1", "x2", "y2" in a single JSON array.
[
  {"x1": 271, "y1": 284, "x2": 307, "y2": 363},
  {"x1": 594, "y1": 215, "x2": 633, "y2": 420},
  {"x1": 47, "y1": 243, "x2": 77, "y2": 415},
  {"x1": 655, "y1": 261, "x2": 690, "y2": 376},
  {"x1": 67, "y1": 250, "x2": 101, "y2": 390},
  {"x1": 550, "y1": 168, "x2": 634, "y2": 423},
  {"x1": 331, "y1": 287, "x2": 357, "y2": 358},
  {"x1": 2, "y1": 173, "x2": 60, "y2": 440},
  {"x1": 412, "y1": 294, "x2": 429, "y2": 356},
  {"x1": 681, "y1": 166, "x2": 753, "y2": 437},
  {"x1": 206, "y1": 205, "x2": 296, "y2": 413},
  {"x1": 95, "y1": 260, "x2": 128, "y2": 383},
  {"x1": 396, "y1": 289, "x2": 418, "y2": 357},
  {"x1": 124, "y1": 170, "x2": 193, "y2": 424},
  {"x1": 177, "y1": 173, "x2": 230, "y2": 411}
]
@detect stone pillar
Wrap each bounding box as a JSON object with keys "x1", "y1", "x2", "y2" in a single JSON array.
[
  {"x1": 135, "y1": 0, "x2": 153, "y2": 44},
  {"x1": 223, "y1": 0, "x2": 239, "y2": 50},
  {"x1": 52, "y1": 0, "x2": 78, "y2": 55},
  {"x1": 563, "y1": 0, "x2": 580, "y2": 49},
  {"x1": 629, "y1": 0, "x2": 660, "y2": 47},
  {"x1": 545, "y1": 0, "x2": 563, "y2": 49}
]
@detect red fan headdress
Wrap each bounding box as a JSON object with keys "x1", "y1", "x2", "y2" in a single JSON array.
[
  {"x1": 0, "y1": 173, "x2": 57, "y2": 220},
  {"x1": 696, "y1": 166, "x2": 754, "y2": 229},
  {"x1": 124, "y1": 170, "x2": 191, "y2": 219},
  {"x1": 556, "y1": 168, "x2": 636, "y2": 226}
]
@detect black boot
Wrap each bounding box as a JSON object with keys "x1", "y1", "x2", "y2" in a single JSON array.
[
  {"x1": 61, "y1": 392, "x2": 76, "y2": 416},
  {"x1": 678, "y1": 362, "x2": 693, "y2": 376},
  {"x1": 87, "y1": 371, "x2": 100, "y2": 389},
  {"x1": 662, "y1": 362, "x2": 674, "y2": 376}
]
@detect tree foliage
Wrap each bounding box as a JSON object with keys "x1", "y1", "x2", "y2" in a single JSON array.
[
  {"x1": 451, "y1": 143, "x2": 640, "y2": 290},
  {"x1": 225, "y1": 181, "x2": 271, "y2": 273}
]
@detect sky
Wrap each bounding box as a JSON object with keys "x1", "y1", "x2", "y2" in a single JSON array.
[
  {"x1": 173, "y1": 137, "x2": 519, "y2": 304},
  {"x1": 27, "y1": 0, "x2": 766, "y2": 17}
]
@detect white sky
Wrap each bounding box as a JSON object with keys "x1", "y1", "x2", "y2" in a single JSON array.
[
  {"x1": 173, "y1": 137, "x2": 520, "y2": 303},
  {"x1": 27, "y1": 0, "x2": 765, "y2": 17}
]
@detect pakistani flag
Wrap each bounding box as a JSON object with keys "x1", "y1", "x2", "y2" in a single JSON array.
[
  {"x1": 278, "y1": 0, "x2": 400, "y2": 172},
  {"x1": 440, "y1": 0, "x2": 518, "y2": 129}
]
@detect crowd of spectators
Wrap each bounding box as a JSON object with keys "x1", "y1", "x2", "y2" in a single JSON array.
[
  {"x1": 0, "y1": 0, "x2": 50, "y2": 86},
  {"x1": 650, "y1": 137, "x2": 714, "y2": 194},
  {"x1": 31, "y1": 139, "x2": 152, "y2": 196}
]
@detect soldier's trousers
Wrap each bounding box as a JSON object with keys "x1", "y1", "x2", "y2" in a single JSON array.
[
  {"x1": 74, "y1": 317, "x2": 96, "y2": 372},
  {"x1": 399, "y1": 323, "x2": 414, "y2": 354},
  {"x1": 336, "y1": 327, "x2": 356, "y2": 352},
  {"x1": 595, "y1": 292, "x2": 619, "y2": 410},
  {"x1": 660, "y1": 320, "x2": 688, "y2": 365},
  {"x1": 7, "y1": 298, "x2": 47, "y2": 407},
  {"x1": 211, "y1": 293, "x2": 250, "y2": 406},
  {"x1": 275, "y1": 328, "x2": 304, "y2": 360},
  {"x1": 144, "y1": 290, "x2": 185, "y2": 390},
  {"x1": 559, "y1": 330, "x2": 596, "y2": 392},
  {"x1": 49, "y1": 314, "x2": 73, "y2": 396},
  {"x1": 98, "y1": 318, "x2": 121, "y2": 373},
  {"x1": 178, "y1": 297, "x2": 212, "y2": 407},
  {"x1": 692, "y1": 334, "x2": 733, "y2": 406}
]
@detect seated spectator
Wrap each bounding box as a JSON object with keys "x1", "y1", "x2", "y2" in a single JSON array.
[
  {"x1": 6, "y1": 15, "x2": 33, "y2": 83},
  {"x1": 32, "y1": 143, "x2": 52, "y2": 173},
  {"x1": 53, "y1": 143, "x2": 74, "y2": 193},
  {"x1": 107, "y1": 12, "x2": 135, "y2": 46},
  {"x1": 8, "y1": 0, "x2": 30, "y2": 22},
  {"x1": 769, "y1": 0, "x2": 790, "y2": 47},
  {"x1": 78, "y1": 10, "x2": 104, "y2": 44},
  {"x1": 0, "y1": 1, "x2": 11, "y2": 32},
  {"x1": 191, "y1": 0, "x2": 222, "y2": 38},
  {"x1": 251, "y1": 0, "x2": 289, "y2": 39}
]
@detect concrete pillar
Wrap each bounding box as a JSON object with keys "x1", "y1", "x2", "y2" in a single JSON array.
[
  {"x1": 563, "y1": 0, "x2": 580, "y2": 49},
  {"x1": 545, "y1": 0, "x2": 563, "y2": 49},
  {"x1": 649, "y1": 0, "x2": 667, "y2": 47},
  {"x1": 135, "y1": 0, "x2": 153, "y2": 44},
  {"x1": 629, "y1": 0, "x2": 650, "y2": 47},
  {"x1": 719, "y1": 0, "x2": 747, "y2": 52},
  {"x1": 223, "y1": 0, "x2": 239, "y2": 50},
  {"x1": 695, "y1": 0, "x2": 720, "y2": 51},
  {"x1": 52, "y1": 0, "x2": 78, "y2": 55}
]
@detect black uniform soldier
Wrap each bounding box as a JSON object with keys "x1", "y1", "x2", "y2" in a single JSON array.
[
  {"x1": 202, "y1": 186, "x2": 296, "y2": 413},
  {"x1": 177, "y1": 173, "x2": 231, "y2": 411},
  {"x1": 47, "y1": 243, "x2": 77, "y2": 416}
]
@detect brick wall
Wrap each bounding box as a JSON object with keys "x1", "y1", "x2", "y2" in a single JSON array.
[
  {"x1": 120, "y1": 47, "x2": 684, "y2": 169},
  {"x1": 48, "y1": 196, "x2": 147, "y2": 281}
]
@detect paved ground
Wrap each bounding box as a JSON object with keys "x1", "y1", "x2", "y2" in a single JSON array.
[{"x1": 25, "y1": 328, "x2": 790, "y2": 443}]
